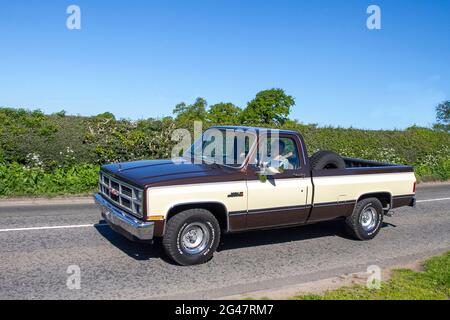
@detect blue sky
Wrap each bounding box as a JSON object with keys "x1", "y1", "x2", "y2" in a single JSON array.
[{"x1": 0, "y1": 0, "x2": 449, "y2": 129}]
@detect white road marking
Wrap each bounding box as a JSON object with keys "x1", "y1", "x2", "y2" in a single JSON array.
[
  {"x1": 0, "y1": 197, "x2": 449, "y2": 233},
  {"x1": 416, "y1": 197, "x2": 450, "y2": 203},
  {"x1": 0, "y1": 223, "x2": 107, "y2": 233}
]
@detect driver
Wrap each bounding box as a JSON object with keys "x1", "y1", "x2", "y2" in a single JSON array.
[{"x1": 272, "y1": 140, "x2": 294, "y2": 170}]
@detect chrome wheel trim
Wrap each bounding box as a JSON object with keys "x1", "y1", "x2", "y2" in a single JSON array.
[
  {"x1": 360, "y1": 206, "x2": 378, "y2": 231},
  {"x1": 180, "y1": 222, "x2": 210, "y2": 255}
]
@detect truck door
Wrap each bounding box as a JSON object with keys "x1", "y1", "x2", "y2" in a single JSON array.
[{"x1": 245, "y1": 133, "x2": 312, "y2": 229}]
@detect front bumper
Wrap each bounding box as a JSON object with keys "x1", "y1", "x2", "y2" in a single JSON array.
[{"x1": 94, "y1": 193, "x2": 154, "y2": 241}]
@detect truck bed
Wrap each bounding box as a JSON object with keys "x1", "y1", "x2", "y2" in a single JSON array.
[
  {"x1": 308, "y1": 156, "x2": 415, "y2": 224},
  {"x1": 312, "y1": 156, "x2": 414, "y2": 177},
  {"x1": 343, "y1": 157, "x2": 409, "y2": 169}
]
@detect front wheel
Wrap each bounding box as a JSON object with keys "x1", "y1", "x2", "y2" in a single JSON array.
[
  {"x1": 162, "y1": 209, "x2": 221, "y2": 266},
  {"x1": 345, "y1": 198, "x2": 383, "y2": 240}
]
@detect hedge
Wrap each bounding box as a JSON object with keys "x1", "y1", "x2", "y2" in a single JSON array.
[
  {"x1": 0, "y1": 163, "x2": 99, "y2": 197},
  {"x1": 0, "y1": 107, "x2": 449, "y2": 196}
]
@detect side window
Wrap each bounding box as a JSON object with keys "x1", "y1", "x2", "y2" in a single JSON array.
[
  {"x1": 277, "y1": 137, "x2": 300, "y2": 170},
  {"x1": 255, "y1": 136, "x2": 301, "y2": 170}
]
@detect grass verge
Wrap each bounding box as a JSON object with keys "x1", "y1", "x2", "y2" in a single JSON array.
[{"x1": 291, "y1": 251, "x2": 450, "y2": 300}]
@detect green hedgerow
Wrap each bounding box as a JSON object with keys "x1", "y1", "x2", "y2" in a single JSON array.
[
  {"x1": 0, "y1": 108, "x2": 449, "y2": 196},
  {"x1": 0, "y1": 163, "x2": 99, "y2": 197}
]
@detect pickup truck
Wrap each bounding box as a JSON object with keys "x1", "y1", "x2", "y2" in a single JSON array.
[{"x1": 94, "y1": 126, "x2": 416, "y2": 265}]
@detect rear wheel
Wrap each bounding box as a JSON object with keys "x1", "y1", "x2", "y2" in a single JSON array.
[
  {"x1": 162, "y1": 209, "x2": 220, "y2": 266},
  {"x1": 345, "y1": 198, "x2": 383, "y2": 240}
]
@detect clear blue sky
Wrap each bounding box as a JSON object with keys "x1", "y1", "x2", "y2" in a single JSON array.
[{"x1": 0, "y1": 0, "x2": 449, "y2": 129}]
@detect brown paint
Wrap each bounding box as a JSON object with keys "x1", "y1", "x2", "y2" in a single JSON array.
[
  {"x1": 307, "y1": 201, "x2": 355, "y2": 223},
  {"x1": 392, "y1": 195, "x2": 415, "y2": 208},
  {"x1": 312, "y1": 165, "x2": 413, "y2": 177},
  {"x1": 228, "y1": 213, "x2": 247, "y2": 231},
  {"x1": 153, "y1": 220, "x2": 165, "y2": 237},
  {"x1": 245, "y1": 206, "x2": 310, "y2": 229}
]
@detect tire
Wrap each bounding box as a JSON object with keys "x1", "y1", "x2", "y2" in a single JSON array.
[
  {"x1": 345, "y1": 198, "x2": 383, "y2": 240},
  {"x1": 162, "y1": 209, "x2": 221, "y2": 266},
  {"x1": 310, "y1": 150, "x2": 345, "y2": 170}
]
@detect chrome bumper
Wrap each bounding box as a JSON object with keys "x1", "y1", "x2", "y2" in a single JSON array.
[{"x1": 94, "y1": 193, "x2": 154, "y2": 241}]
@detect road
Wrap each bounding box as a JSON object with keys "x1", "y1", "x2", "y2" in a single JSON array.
[{"x1": 0, "y1": 183, "x2": 449, "y2": 299}]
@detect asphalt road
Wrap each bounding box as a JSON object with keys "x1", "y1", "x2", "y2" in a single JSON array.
[{"x1": 0, "y1": 184, "x2": 449, "y2": 299}]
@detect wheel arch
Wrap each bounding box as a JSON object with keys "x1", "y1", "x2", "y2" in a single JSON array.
[
  {"x1": 166, "y1": 201, "x2": 229, "y2": 233},
  {"x1": 356, "y1": 192, "x2": 393, "y2": 213}
]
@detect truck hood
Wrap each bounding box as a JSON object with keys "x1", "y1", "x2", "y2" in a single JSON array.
[{"x1": 101, "y1": 159, "x2": 239, "y2": 188}]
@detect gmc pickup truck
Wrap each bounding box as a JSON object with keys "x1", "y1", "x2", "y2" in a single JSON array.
[{"x1": 95, "y1": 126, "x2": 416, "y2": 265}]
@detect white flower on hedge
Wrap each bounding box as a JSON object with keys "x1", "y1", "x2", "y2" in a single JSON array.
[{"x1": 26, "y1": 152, "x2": 44, "y2": 168}]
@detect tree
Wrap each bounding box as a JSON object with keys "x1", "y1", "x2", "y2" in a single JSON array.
[
  {"x1": 241, "y1": 89, "x2": 295, "y2": 126},
  {"x1": 95, "y1": 112, "x2": 115, "y2": 120},
  {"x1": 173, "y1": 97, "x2": 207, "y2": 124},
  {"x1": 207, "y1": 103, "x2": 241, "y2": 124},
  {"x1": 434, "y1": 101, "x2": 450, "y2": 132}
]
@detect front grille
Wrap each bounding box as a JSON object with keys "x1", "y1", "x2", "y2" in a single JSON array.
[{"x1": 98, "y1": 172, "x2": 144, "y2": 218}]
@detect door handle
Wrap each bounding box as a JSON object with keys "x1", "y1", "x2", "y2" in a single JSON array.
[{"x1": 293, "y1": 173, "x2": 306, "y2": 178}]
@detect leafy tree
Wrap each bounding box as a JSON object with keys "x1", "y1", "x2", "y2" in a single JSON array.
[
  {"x1": 173, "y1": 97, "x2": 207, "y2": 124},
  {"x1": 241, "y1": 89, "x2": 295, "y2": 126},
  {"x1": 95, "y1": 112, "x2": 116, "y2": 120},
  {"x1": 207, "y1": 102, "x2": 241, "y2": 124},
  {"x1": 434, "y1": 101, "x2": 450, "y2": 132},
  {"x1": 52, "y1": 110, "x2": 67, "y2": 117}
]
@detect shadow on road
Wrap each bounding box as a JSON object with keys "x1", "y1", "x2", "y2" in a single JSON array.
[
  {"x1": 219, "y1": 220, "x2": 395, "y2": 251},
  {"x1": 95, "y1": 219, "x2": 394, "y2": 263},
  {"x1": 219, "y1": 220, "x2": 349, "y2": 252},
  {"x1": 94, "y1": 222, "x2": 168, "y2": 262}
]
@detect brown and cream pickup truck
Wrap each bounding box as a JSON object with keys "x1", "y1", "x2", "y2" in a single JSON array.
[{"x1": 94, "y1": 126, "x2": 416, "y2": 265}]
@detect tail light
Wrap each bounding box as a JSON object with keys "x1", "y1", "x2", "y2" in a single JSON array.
[{"x1": 413, "y1": 181, "x2": 416, "y2": 193}]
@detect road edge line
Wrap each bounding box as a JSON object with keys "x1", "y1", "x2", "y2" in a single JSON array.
[{"x1": 0, "y1": 196, "x2": 94, "y2": 207}]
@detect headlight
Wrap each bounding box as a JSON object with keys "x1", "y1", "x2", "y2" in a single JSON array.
[{"x1": 135, "y1": 189, "x2": 144, "y2": 215}]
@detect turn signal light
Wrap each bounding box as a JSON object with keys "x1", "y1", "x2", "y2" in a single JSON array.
[
  {"x1": 147, "y1": 215, "x2": 165, "y2": 221},
  {"x1": 413, "y1": 182, "x2": 416, "y2": 193}
]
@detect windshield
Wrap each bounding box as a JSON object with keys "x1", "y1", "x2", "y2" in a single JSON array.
[{"x1": 184, "y1": 128, "x2": 257, "y2": 168}]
